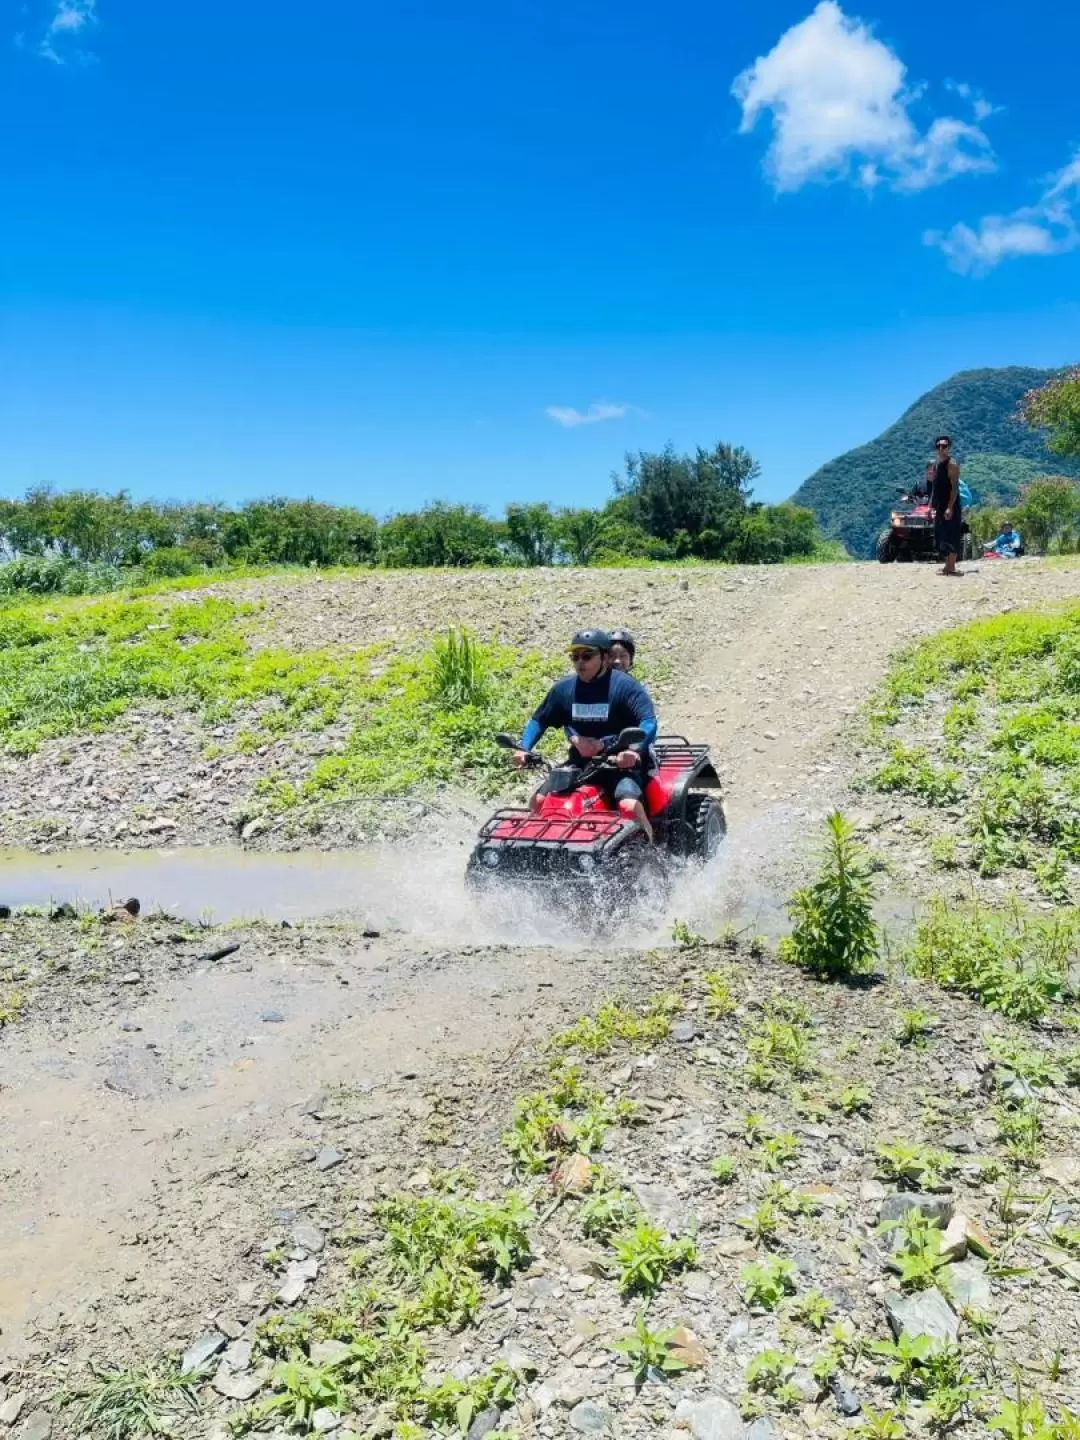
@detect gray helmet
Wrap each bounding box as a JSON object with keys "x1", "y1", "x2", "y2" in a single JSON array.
[
  {"x1": 570, "y1": 628, "x2": 612, "y2": 653},
  {"x1": 609, "y1": 628, "x2": 636, "y2": 659}
]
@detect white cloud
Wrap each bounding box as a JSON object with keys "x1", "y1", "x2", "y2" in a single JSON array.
[
  {"x1": 926, "y1": 148, "x2": 1080, "y2": 273},
  {"x1": 732, "y1": 1, "x2": 996, "y2": 193},
  {"x1": 545, "y1": 402, "x2": 633, "y2": 428},
  {"x1": 33, "y1": 0, "x2": 97, "y2": 62}
]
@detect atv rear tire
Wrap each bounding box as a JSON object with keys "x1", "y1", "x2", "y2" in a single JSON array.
[
  {"x1": 961, "y1": 533, "x2": 975, "y2": 561},
  {"x1": 877, "y1": 532, "x2": 895, "y2": 563},
  {"x1": 685, "y1": 793, "x2": 726, "y2": 861}
]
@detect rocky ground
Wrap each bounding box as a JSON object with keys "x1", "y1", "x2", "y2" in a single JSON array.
[{"x1": 2, "y1": 558, "x2": 1080, "y2": 1440}]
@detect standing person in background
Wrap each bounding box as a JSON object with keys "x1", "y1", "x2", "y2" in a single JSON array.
[{"x1": 930, "y1": 435, "x2": 963, "y2": 577}]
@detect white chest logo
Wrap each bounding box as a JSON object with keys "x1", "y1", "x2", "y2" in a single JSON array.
[{"x1": 572, "y1": 703, "x2": 610, "y2": 721}]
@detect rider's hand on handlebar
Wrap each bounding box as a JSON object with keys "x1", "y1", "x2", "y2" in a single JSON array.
[
  {"x1": 512, "y1": 749, "x2": 529, "y2": 769},
  {"x1": 614, "y1": 748, "x2": 639, "y2": 770}
]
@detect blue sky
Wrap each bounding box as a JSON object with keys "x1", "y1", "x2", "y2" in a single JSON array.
[{"x1": 2, "y1": 0, "x2": 1078, "y2": 513}]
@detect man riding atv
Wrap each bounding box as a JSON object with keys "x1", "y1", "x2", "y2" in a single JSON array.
[{"x1": 515, "y1": 629, "x2": 658, "y2": 841}]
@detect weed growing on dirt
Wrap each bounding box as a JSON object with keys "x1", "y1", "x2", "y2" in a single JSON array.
[
  {"x1": 871, "y1": 742, "x2": 963, "y2": 805},
  {"x1": 745, "y1": 1348, "x2": 796, "y2": 1395},
  {"x1": 896, "y1": 1007, "x2": 937, "y2": 1046},
  {"x1": 427, "y1": 629, "x2": 490, "y2": 709},
  {"x1": 779, "y1": 812, "x2": 878, "y2": 980},
  {"x1": 554, "y1": 995, "x2": 679, "y2": 1056},
  {"x1": 581, "y1": 1186, "x2": 642, "y2": 1242},
  {"x1": 61, "y1": 1358, "x2": 203, "y2": 1440},
  {"x1": 703, "y1": 968, "x2": 736, "y2": 1016},
  {"x1": 614, "y1": 1222, "x2": 697, "y2": 1297},
  {"x1": 875, "y1": 1138, "x2": 950, "y2": 1190},
  {"x1": 611, "y1": 1314, "x2": 693, "y2": 1384},
  {"x1": 0, "y1": 989, "x2": 24, "y2": 1026},
  {"x1": 996, "y1": 1102, "x2": 1043, "y2": 1170},
  {"x1": 503, "y1": 1069, "x2": 631, "y2": 1174},
  {"x1": 881, "y1": 1209, "x2": 950, "y2": 1292},
  {"x1": 787, "y1": 1289, "x2": 833, "y2": 1331},
  {"x1": 710, "y1": 1155, "x2": 739, "y2": 1185},
  {"x1": 741, "y1": 1257, "x2": 797, "y2": 1309},
  {"x1": 905, "y1": 898, "x2": 1075, "y2": 1021}
]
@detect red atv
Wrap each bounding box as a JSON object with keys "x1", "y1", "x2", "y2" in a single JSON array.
[
  {"x1": 465, "y1": 728, "x2": 725, "y2": 895},
  {"x1": 877, "y1": 487, "x2": 973, "y2": 563}
]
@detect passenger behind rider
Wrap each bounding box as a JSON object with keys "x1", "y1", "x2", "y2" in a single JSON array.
[
  {"x1": 985, "y1": 523, "x2": 1022, "y2": 558},
  {"x1": 608, "y1": 628, "x2": 636, "y2": 672},
  {"x1": 514, "y1": 628, "x2": 658, "y2": 842}
]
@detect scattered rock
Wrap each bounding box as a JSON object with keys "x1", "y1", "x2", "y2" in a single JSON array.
[
  {"x1": 633, "y1": 1182, "x2": 689, "y2": 1234},
  {"x1": 20, "y1": 1413, "x2": 53, "y2": 1440},
  {"x1": 746, "y1": 1421, "x2": 776, "y2": 1440},
  {"x1": 302, "y1": 1090, "x2": 330, "y2": 1117},
  {"x1": 551, "y1": 1154, "x2": 593, "y2": 1196},
  {"x1": 0, "y1": 1393, "x2": 27, "y2": 1426},
  {"x1": 465, "y1": 1406, "x2": 502, "y2": 1440},
  {"x1": 1042, "y1": 1157, "x2": 1080, "y2": 1188},
  {"x1": 949, "y1": 1259, "x2": 993, "y2": 1313},
  {"x1": 675, "y1": 1394, "x2": 746, "y2": 1440},
  {"x1": 672, "y1": 1020, "x2": 698, "y2": 1044},
  {"x1": 831, "y1": 1377, "x2": 861, "y2": 1416},
  {"x1": 311, "y1": 1408, "x2": 341, "y2": 1434},
  {"x1": 262, "y1": 1010, "x2": 286, "y2": 1024},
  {"x1": 668, "y1": 1326, "x2": 708, "y2": 1368},
  {"x1": 501, "y1": 1341, "x2": 538, "y2": 1377},
  {"x1": 559, "y1": 1242, "x2": 608, "y2": 1277},
  {"x1": 292, "y1": 1221, "x2": 326, "y2": 1254},
  {"x1": 119, "y1": 971, "x2": 142, "y2": 985},
  {"x1": 941, "y1": 1214, "x2": 968, "y2": 1262},
  {"x1": 315, "y1": 1146, "x2": 345, "y2": 1171},
  {"x1": 885, "y1": 1289, "x2": 959, "y2": 1348},
  {"x1": 221, "y1": 1339, "x2": 253, "y2": 1371},
  {"x1": 182, "y1": 1332, "x2": 228, "y2": 1373},
  {"x1": 311, "y1": 1340, "x2": 353, "y2": 1368},
  {"x1": 879, "y1": 1193, "x2": 953, "y2": 1230},
  {"x1": 213, "y1": 1371, "x2": 264, "y2": 1402},
  {"x1": 569, "y1": 1401, "x2": 611, "y2": 1433}
]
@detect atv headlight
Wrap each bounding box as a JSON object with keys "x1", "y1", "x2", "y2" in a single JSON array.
[
  {"x1": 482, "y1": 848, "x2": 502, "y2": 868},
  {"x1": 576, "y1": 853, "x2": 596, "y2": 874}
]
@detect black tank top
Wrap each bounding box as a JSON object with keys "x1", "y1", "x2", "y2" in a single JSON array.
[{"x1": 931, "y1": 458, "x2": 958, "y2": 513}]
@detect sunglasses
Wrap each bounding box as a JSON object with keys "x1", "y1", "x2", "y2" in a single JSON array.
[{"x1": 570, "y1": 648, "x2": 599, "y2": 661}]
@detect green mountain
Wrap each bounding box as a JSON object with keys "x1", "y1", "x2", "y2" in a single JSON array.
[{"x1": 790, "y1": 367, "x2": 1080, "y2": 557}]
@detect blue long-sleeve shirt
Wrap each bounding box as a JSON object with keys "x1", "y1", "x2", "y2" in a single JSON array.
[{"x1": 520, "y1": 668, "x2": 657, "y2": 766}]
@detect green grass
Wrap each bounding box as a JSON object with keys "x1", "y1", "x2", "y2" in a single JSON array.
[
  {"x1": 0, "y1": 592, "x2": 561, "y2": 808},
  {"x1": 869, "y1": 602, "x2": 1080, "y2": 881},
  {"x1": 905, "y1": 897, "x2": 1076, "y2": 1022}
]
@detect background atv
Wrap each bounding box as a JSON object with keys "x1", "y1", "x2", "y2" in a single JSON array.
[
  {"x1": 877, "y1": 488, "x2": 973, "y2": 563},
  {"x1": 465, "y1": 728, "x2": 725, "y2": 898}
]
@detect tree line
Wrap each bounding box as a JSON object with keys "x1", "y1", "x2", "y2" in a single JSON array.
[{"x1": 0, "y1": 441, "x2": 834, "y2": 593}]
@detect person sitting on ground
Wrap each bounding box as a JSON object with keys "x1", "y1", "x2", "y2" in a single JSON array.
[
  {"x1": 986, "y1": 522, "x2": 1022, "y2": 558},
  {"x1": 609, "y1": 628, "x2": 636, "y2": 672},
  {"x1": 514, "y1": 628, "x2": 658, "y2": 841}
]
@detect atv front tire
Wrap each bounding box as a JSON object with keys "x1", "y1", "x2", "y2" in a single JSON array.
[
  {"x1": 685, "y1": 793, "x2": 726, "y2": 861},
  {"x1": 876, "y1": 532, "x2": 895, "y2": 563}
]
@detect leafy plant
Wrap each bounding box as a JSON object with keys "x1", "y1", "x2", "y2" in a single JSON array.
[
  {"x1": 611, "y1": 1314, "x2": 693, "y2": 1385},
  {"x1": 710, "y1": 1156, "x2": 738, "y2": 1186},
  {"x1": 740, "y1": 1257, "x2": 797, "y2": 1310},
  {"x1": 745, "y1": 1348, "x2": 795, "y2": 1394},
  {"x1": 876, "y1": 1138, "x2": 949, "y2": 1191},
  {"x1": 737, "y1": 1199, "x2": 783, "y2": 1247},
  {"x1": 760, "y1": 1131, "x2": 800, "y2": 1172},
  {"x1": 672, "y1": 919, "x2": 706, "y2": 948},
  {"x1": 897, "y1": 1008, "x2": 936, "y2": 1047},
  {"x1": 997, "y1": 1102, "x2": 1043, "y2": 1170},
  {"x1": 871, "y1": 742, "x2": 962, "y2": 805},
  {"x1": 788, "y1": 1289, "x2": 833, "y2": 1331},
  {"x1": 779, "y1": 812, "x2": 878, "y2": 979},
  {"x1": 836, "y1": 1082, "x2": 872, "y2": 1116},
  {"x1": 555, "y1": 996, "x2": 677, "y2": 1056},
  {"x1": 703, "y1": 968, "x2": 736, "y2": 1016},
  {"x1": 580, "y1": 1187, "x2": 641, "y2": 1243},
  {"x1": 855, "y1": 1405, "x2": 907, "y2": 1440},
  {"x1": 614, "y1": 1223, "x2": 697, "y2": 1297},
  {"x1": 883, "y1": 1209, "x2": 950, "y2": 1293}
]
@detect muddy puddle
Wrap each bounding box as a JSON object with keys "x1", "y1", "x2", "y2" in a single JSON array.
[{"x1": 0, "y1": 803, "x2": 917, "y2": 949}]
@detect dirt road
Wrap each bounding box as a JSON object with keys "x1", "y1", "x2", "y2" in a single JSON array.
[{"x1": 2, "y1": 557, "x2": 1079, "y2": 1385}]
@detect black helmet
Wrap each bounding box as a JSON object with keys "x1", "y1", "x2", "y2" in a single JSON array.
[
  {"x1": 570, "y1": 628, "x2": 612, "y2": 653},
  {"x1": 609, "y1": 628, "x2": 636, "y2": 659}
]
